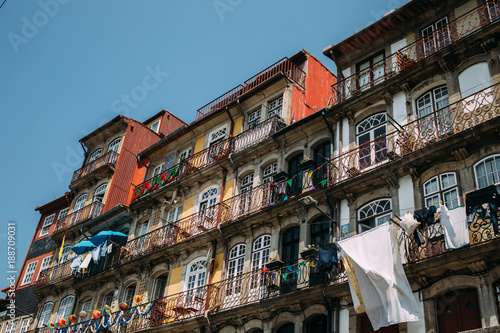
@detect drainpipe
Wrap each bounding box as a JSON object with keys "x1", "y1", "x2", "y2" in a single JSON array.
[{"x1": 321, "y1": 110, "x2": 335, "y2": 162}]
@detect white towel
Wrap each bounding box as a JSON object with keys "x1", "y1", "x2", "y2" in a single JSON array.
[
  {"x1": 338, "y1": 223, "x2": 421, "y2": 330},
  {"x1": 92, "y1": 245, "x2": 101, "y2": 264},
  {"x1": 79, "y1": 253, "x2": 92, "y2": 269},
  {"x1": 440, "y1": 205, "x2": 469, "y2": 250}
]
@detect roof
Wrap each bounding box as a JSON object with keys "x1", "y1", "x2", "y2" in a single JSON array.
[
  {"x1": 79, "y1": 115, "x2": 130, "y2": 144},
  {"x1": 35, "y1": 192, "x2": 72, "y2": 214},
  {"x1": 323, "y1": 0, "x2": 436, "y2": 60},
  {"x1": 142, "y1": 109, "x2": 187, "y2": 127}
]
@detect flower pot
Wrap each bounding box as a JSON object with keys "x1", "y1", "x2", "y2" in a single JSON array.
[
  {"x1": 300, "y1": 248, "x2": 318, "y2": 260},
  {"x1": 273, "y1": 172, "x2": 288, "y2": 183},
  {"x1": 299, "y1": 160, "x2": 315, "y2": 172},
  {"x1": 266, "y1": 260, "x2": 284, "y2": 271}
]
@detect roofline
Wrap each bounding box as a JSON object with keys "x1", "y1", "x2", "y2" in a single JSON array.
[
  {"x1": 271, "y1": 108, "x2": 327, "y2": 138},
  {"x1": 35, "y1": 192, "x2": 72, "y2": 213},
  {"x1": 137, "y1": 124, "x2": 189, "y2": 159},
  {"x1": 79, "y1": 115, "x2": 129, "y2": 144}
]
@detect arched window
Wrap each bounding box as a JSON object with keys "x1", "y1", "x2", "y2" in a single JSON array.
[
  {"x1": 56, "y1": 295, "x2": 75, "y2": 320},
  {"x1": 423, "y1": 172, "x2": 460, "y2": 208},
  {"x1": 122, "y1": 285, "x2": 136, "y2": 304},
  {"x1": 436, "y1": 288, "x2": 481, "y2": 332},
  {"x1": 276, "y1": 323, "x2": 294, "y2": 333},
  {"x1": 262, "y1": 162, "x2": 278, "y2": 183},
  {"x1": 282, "y1": 227, "x2": 300, "y2": 265},
  {"x1": 38, "y1": 302, "x2": 53, "y2": 328},
  {"x1": 357, "y1": 199, "x2": 392, "y2": 233},
  {"x1": 93, "y1": 183, "x2": 107, "y2": 204},
  {"x1": 101, "y1": 291, "x2": 113, "y2": 311},
  {"x1": 59, "y1": 246, "x2": 71, "y2": 263},
  {"x1": 474, "y1": 154, "x2": 500, "y2": 189},
  {"x1": 417, "y1": 86, "x2": 449, "y2": 118},
  {"x1": 88, "y1": 148, "x2": 102, "y2": 163},
  {"x1": 251, "y1": 235, "x2": 271, "y2": 270},
  {"x1": 152, "y1": 274, "x2": 168, "y2": 300},
  {"x1": 304, "y1": 314, "x2": 327, "y2": 333},
  {"x1": 227, "y1": 244, "x2": 246, "y2": 279},
  {"x1": 199, "y1": 187, "x2": 218, "y2": 211},
  {"x1": 356, "y1": 113, "x2": 387, "y2": 168},
  {"x1": 311, "y1": 216, "x2": 330, "y2": 246},
  {"x1": 73, "y1": 193, "x2": 88, "y2": 211},
  {"x1": 458, "y1": 62, "x2": 492, "y2": 98},
  {"x1": 108, "y1": 137, "x2": 122, "y2": 154},
  {"x1": 186, "y1": 259, "x2": 207, "y2": 291},
  {"x1": 79, "y1": 300, "x2": 91, "y2": 323}
]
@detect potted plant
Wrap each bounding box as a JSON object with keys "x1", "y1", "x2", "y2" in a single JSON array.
[
  {"x1": 398, "y1": 53, "x2": 415, "y2": 70},
  {"x1": 273, "y1": 169, "x2": 288, "y2": 183},
  {"x1": 266, "y1": 257, "x2": 284, "y2": 271},
  {"x1": 300, "y1": 245, "x2": 319, "y2": 260},
  {"x1": 299, "y1": 156, "x2": 315, "y2": 171}
]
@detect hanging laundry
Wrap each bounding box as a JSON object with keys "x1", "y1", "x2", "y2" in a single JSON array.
[
  {"x1": 79, "y1": 253, "x2": 92, "y2": 270},
  {"x1": 413, "y1": 206, "x2": 437, "y2": 225},
  {"x1": 92, "y1": 244, "x2": 101, "y2": 264},
  {"x1": 466, "y1": 185, "x2": 500, "y2": 234},
  {"x1": 106, "y1": 243, "x2": 113, "y2": 254},
  {"x1": 399, "y1": 213, "x2": 420, "y2": 235},
  {"x1": 317, "y1": 243, "x2": 338, "y2": 272},
  {"x1": 338, "y1": 223, "x2": 421, "y2": 330},
  {"x1": 440, "y1": 204, "x2": 469, "y2": 250},
  {"x1": 100, "y1": 240, "x2": 108, "y2": 257},
  {"x1": 69, "y1": 254, "x2": 83, "y2": 272}
]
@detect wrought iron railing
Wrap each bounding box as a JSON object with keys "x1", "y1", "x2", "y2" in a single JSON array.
[
  {"x1": 400, "y1": 83, "x2": 500, "y2": 152},
  {"x1": 232, "y1": 116, "x2": 286, "y2": 154},
  {"x1": 196, "y1": 57, "x2": 306, "y2": 121},
  {"x1": 220, "y1": 183, "x2": 274, "y2": 224},
  {"x1": 180, "y1": 139, "x2": 231, "y2": 178},
  {"x1": 70, "y1": 151, "x2": 118, "y2": 185},
  {"x1": 35, "y1": 261, "x2": 72, "y2": 288},
  {"x1": 332, "y1": 1, "x2": 500, "y2": 104},
  {"x1": 328, "y1": 131, "x2": 404, "y2": 186},
  {"x1": 132, "y1": 162, "x2": 183, "y2": 202},
  {"x1": 54, "y1": 202, "x2": 103, "y2": 233}
]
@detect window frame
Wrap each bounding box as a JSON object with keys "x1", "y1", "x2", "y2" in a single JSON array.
[
  {"x1": 38, "y1": 302, "x2": 53, "y2": 328},
  {"x1": 56, "y1": 295, "x2": 75, "y2": 320},
  {"x1": 248, "y1": 108, "x2": 262, "y2": 129},
  {"x1": 356, "y1": 51, "x2": 385, "y2": 90},
  {"x1": 179, "y1": 147, "x2": 192, "y2": 163},
  {"x1": 251, "y1": 235, "x2": 271, "y2": 270},
  {"x1": 79, "y1": 300, "x2": 92, "y2": 323},
  {"x1": 357, "y1": 198, "x2": 392, "y2": 233},
  {"x1": 422, "y1": 172, "x2": 460, "y2": 209},
  {"x1": 268, "y1": 96, "x2": 283, "y2": 119},
  {"x1": 152, "y1": 275, "x2": 168, "y2": 300},
  {"x1": 262, "y1": 162, "x2": 278, "y2": 183},
  {"x1": 21, "y1": 261, "x2": 38, "y2": 286},
  {"x1": 185, "y1": 259, "x2": 207, "y2": 291},
  {"x1": 150, "y1": 120, "x2": 161, "y2": 133},
  {"x1": 4, "y1": 320, "x2": 18, "y2": 333},
  {"x1": 19, "y1": 318, "x2": 31, "y2": 333},
  {"x1": 58, "y1": 208, "x2": 69, "y2": 221},
  {"x1": 36, "y1": 256, "x2": 52, "y2": 281},
  {"x1": 107, "y1": 137, "x2": 122, "y2": 154},
  {"x1": 122, "y1": 285, "x2": 136, "y2": 304},
  {"x1": 93, "y1": 183, "x2": 108, "y2": 204},
  {"x1": 420, "y1": 16, "x2": 450, "y2": 55},
  {"x1": 152, "y1": 164, "x2": 163, "y2": 178},
  {"x1": 40, "y1": 213, "x2": 56, "y2": 237},
  {"x1": 474, "y1": 154, "x2": 500, "y2": 189},
  {"x1": 73, "y1": 193, "x2": 88, "y2": 211},
  {"x1": 88, "y1": 148, "x2": 102, "y2": 163}
]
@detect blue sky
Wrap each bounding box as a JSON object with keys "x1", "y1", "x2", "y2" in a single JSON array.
[{"x1": 0, "y1": 0, "x2": 408, "y2": 289}]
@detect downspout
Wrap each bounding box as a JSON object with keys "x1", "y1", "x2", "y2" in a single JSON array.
[
  {"x1": 329, "y1": 49, "x2": 344, "y2": 104},
  {"x1": 321, "y1": 110, "x2": 335, "y2": 161},
  {"x1": 203, "y1": 239, "x2": 218, "y2": 333}
]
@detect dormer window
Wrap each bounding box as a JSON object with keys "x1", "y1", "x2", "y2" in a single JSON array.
[{"x1": 150, "y1": 120, "x2": 160, "y2": 133}]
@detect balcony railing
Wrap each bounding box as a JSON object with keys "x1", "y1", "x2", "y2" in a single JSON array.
[
  {"x1": 54, "y1": 202, "x2": 103, "y2": 233},
  {"x1": 35, "y1": 261, "x2": 72, "y2": 288},
  {"x1": 220, "y1": 183, "x2": 273, "y2": 224},
  {"x1": 232, "y1": 116, "x2": 286, "y2": 154},
  {"x1": 70, "y1": 151, "x2": 118, "y2": 185},
  {"x1": 180, "y1": 138, "x2": 231, "y2": 178},
  {"x1": 332, "y1": 1, "x2": 500, "y2": 104},
  {"x1": 196, "y1": 57, "x2": 306, "y2": 121},
  {"x1": 132, "y1": 162, "x2": 183, "y2": 201}
]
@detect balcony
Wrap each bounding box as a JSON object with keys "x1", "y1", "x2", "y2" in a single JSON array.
[
  {"x1": 133, "y1": 162, "x2": 183, "y2": 201},
  {"x1": 70, "y1": 151, "x2": 118, "y2": 189},
  {"x1": 35, "y1": 261, "x2": 72, "y2": 289},
  {"x1": 196, "y1": 57, "x2": 306, "y2": 121},
  {"x1": 179, "y1": 139, "x2": 231, "y2": 178},
  {"x1": 328, "y1": 82, "x2": 500, "y2": 187},
  {"x1": 53, "y1": 202, "x2": 103, "y2": 234},
  {"x1": 332, "y1": 1, "x2": 500, "y2": 104},
  {"x1": 232, "y1": 116, "x2": 286, "y2": 154}
]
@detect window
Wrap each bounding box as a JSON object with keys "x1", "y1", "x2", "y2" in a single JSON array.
[
  {"x1": 248, "y1": 109, "x2": 261, "y2": 129},
  {"x1": 102, "y1": 292, "x2": 113, "y2": 310},
  {"x1": 186, "y1": 260, "x2": 207, "y2": 291},
  {"x1": 458, "y1": 63, "x2": 492, "y2": 98},
  {"x1": 58, "y1": 208, "x2": 69, "y2": 220},
  {"x1": 488, "y1": 1, "x2": 500, "y2": 21},
  {"x1": 494, "y1": 280, "x2": 500, "y2": 318},
  {"x1": 357, "y1": 199, "x2": 392, "y2": 233},
  {"x1": 19, "y1": 318, "x2": 31, "y2": 333},
  {"x1": 59, "y1": 246, "x2": 71, "y2": 263},
  {"x1": 88, "y1": 148, "x2": 102, "y2": 163},
  {"x1": 240, "y1": 173, "x2": 254, "y2": 213},
  {"x1": 251, "y1": 235, "x2": 271, "y2": 270},
  {"x1": 57, "y1": 295, "x2": 75, "y2": 320},
  {"x1": 357, "y1": 52, "x2": 385, "y2": 90},
  {"x1": 436, "y1": 288, "x2": 481, "y2": 332},
  {"x1": 282, "y1": 227, "x2": 300, "y2": 265},
  {"x1": 474, "y1": 155, "x2": 500, "y2": 189},
  {"x1": 139, "y1": 220, "x2": 150, "y2": 237},
  {"x1": 199, "y1": 187, "x2": 218, "y2": 211},
  {"x1": 150, "y1": 120, "x2": 160, "y2": 133},
  {"x1": 226, "y1": 244, "x2": 246, "y2": 296},
  {"x1": 167, "y1": 206, "x2": 181, "y2": 223},
  {"x1": 152, "y1": 164, "x2": 163, "y2": 178},
  {"x1": 38, "y1": 302, "x2": 53, "y2": 328},
  {"x1": 423, "y1": 173, "x2": 460, "y2": 209},
  {"x1": 73, "y1": 193, "x2": 88, "y2": 211},
  {"x1": 416, "y1": 86, "x2": 452, "y2": 138},
  {"x1": 93, "y1": 183, "x2": 107, "y2": 204},
  {"x1": 268, "y1": 96, "x2": 283, "y2": 118},
  {"x1": 123, "y1": 285, "x2": 136, "y2": 304},
  {"x1": 288, "y1": 153, "x2": 303, "y2": 196},
  {"x1": 37, "y1": 256, "x2": 52, "y2": 281},
  {"x1": 4, "y1": 321, "x2": 17, "y2": 333},
  {"x1": 152, "y1": 275, "x2": 167, "y2": 300},
  {"x1": 179, "y1": 148, "x2": 192, "y2": 162},
  {"x1": 108, "y1": 137, "x2": 122, "y2": 154},
  {"x1": 304, "y1": 315, "x2": 327, "y2": 333},
  {"x1": 277, "y1": 323, "x2": 294, "y2": 333},
  {"x1": 79, "y1": 301, "x2": 91, "y2": 323},
  {"x1": 208, "y1": 126, "x2": 228, "y2": 146},
  {"x1": 314, "y1": 141, "x2": 331, "y2": 180},
  {"x1": 21, "y1": 261, "x2": 38, "y2": 285},
  {"x1": 356, "y1": 113, "x2": 387, "y2": 168},
  {"x1": 311, "y1": 216, "x2": 330, "y2": 246},
  {"x1": 40, "y1": 213, "x2": 55, "y2": 237},
  {"x1": 263, "y1": 162, "x2": 278, "y2": 183},
  {"x1": 421, "y1": 17, "x2": 451, "y2": 55}
]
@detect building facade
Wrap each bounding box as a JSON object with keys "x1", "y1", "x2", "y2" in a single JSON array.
[{"x1": 3, "y1": 1, "x2": 500, "y2": 332}]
